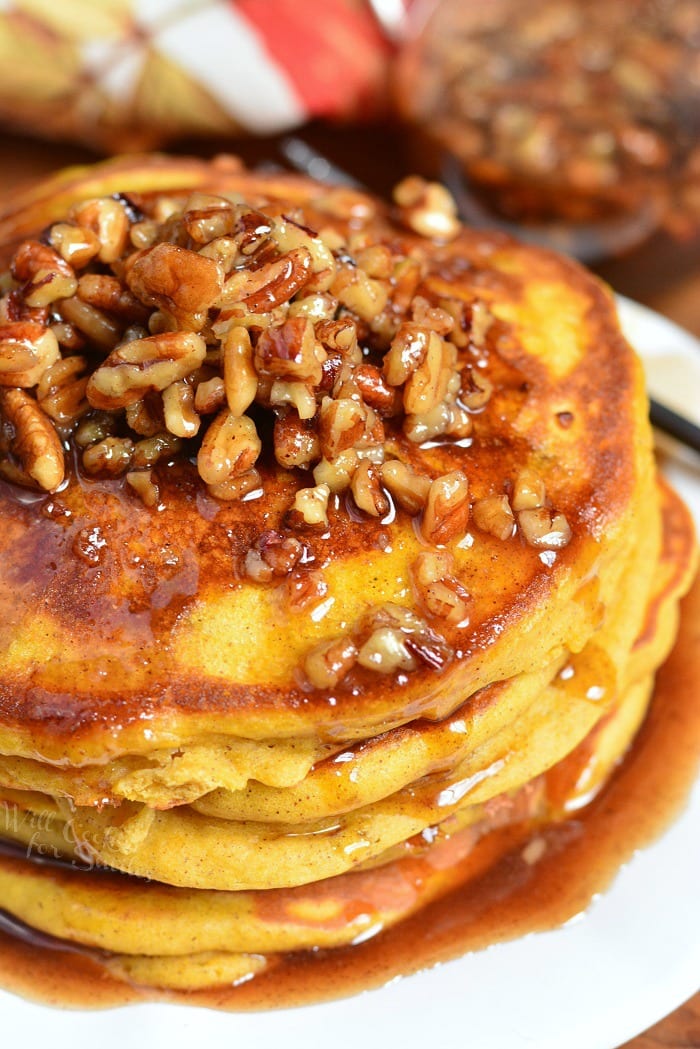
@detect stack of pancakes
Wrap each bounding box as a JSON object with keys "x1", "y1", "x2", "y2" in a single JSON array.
[{"x1": 0, "y1": 156, "x2": 694, "y2": 994}]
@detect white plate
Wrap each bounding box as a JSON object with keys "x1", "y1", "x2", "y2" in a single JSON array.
[{"x1": 2, "y1": 298, "x2": 699, "y2": 1049}]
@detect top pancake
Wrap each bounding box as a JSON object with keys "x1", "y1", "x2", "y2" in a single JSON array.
[{"x1": 0, "y1": 155, "x2": 654, "y2": 764}]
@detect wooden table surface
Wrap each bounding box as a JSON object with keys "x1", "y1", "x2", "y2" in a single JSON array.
[{"x1": 0, "y1": 129, "x2": 697, "y2": 1049}]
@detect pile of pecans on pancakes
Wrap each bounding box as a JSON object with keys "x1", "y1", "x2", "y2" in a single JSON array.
[{"x1": 0, "y1": 171, "x2": 571, "y2": 683}]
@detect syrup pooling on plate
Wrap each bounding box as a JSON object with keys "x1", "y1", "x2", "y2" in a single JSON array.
[{"x1": 0, "y1": 154, "x2": 694, "y2": 1001}]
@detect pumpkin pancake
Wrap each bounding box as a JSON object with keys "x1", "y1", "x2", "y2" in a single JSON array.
[
  {"x1": 0, "y1": 155, "x2": 694, "y2": 994},
  {"x1": 0, "y1": 538, "x2": 690, "y2": 990},
  {"x1": 0, "y1": 155, "x2": 655, "y2": 766}
]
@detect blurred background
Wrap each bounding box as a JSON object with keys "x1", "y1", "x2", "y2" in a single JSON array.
[{"x1": 0, "y1": 0, "x2": 698, "y2": 333}]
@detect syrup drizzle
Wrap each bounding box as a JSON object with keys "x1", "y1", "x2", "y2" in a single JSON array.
[{"x1": 0, "y1": 576, "x2": 697, "y2": 1011}]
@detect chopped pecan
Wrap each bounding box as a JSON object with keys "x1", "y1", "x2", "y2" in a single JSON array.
[
  {"x1": 411, "y1": 550, "x2": 469, "y2": 625},
  {"x1": 350, "y1": 460, "x2": 389, "y2": 517},
  {"x1": 288, "y1": 292, "x2": 339, "y2": 322},
  {"x1": 383, "y1": 323, "x2": 429, "y2": 386},
  {"x1": 393, "y1": 176, "x2": 461, "y2": 241},
  {"x1": 314, "y1": 187, "x2": 377, "y2": 221},
  {"x1": 358, "y1": 627, "x2": 417, "y2": 674},
  {"x1": 282, "y1": 567, "x2": 328, "y2": 613},
  {"x1": 254, "y1": 317, "x2": 325, "y2": 385},
  {"x1": 404, "y1": 400, "x2": 472, "y2": 444},
  {"x1": 366, "y1": 603, "x2": 452, "y2": 671},
  {"x1": 268, "y1": 380, "x2": 317, "y2": 420},
  {"x1": 50, "y1": 320, "x2": 87, "y2": 352},
  {"x1": 0, "y1": 322, "x2": 60, "y2": 388},
  {"x1": 162, "y1": 379, "x2": 200, "y2": 438},
  {"x1": 0, "y1": 388, "x2": 64, "y2": 490},
  {"x1": 518, "y1": 508, "x2": 572, "y2": 549},
  {"x1": 197, "y1": 410, "x2": 261, "y2": 485},
  {"x1": 304, "y1": 636, "x2": 358, "y2": 689},
  {"x1": 132, "y1": 432, "x2": 182, "y2": 469},
  {"x1": 421, "y1": 471, "x2": 470, "y2": 545},
  {"x1": 274, "y1": 411, "x2": 320, "y2": 470},
  {"x1": 126, "y1": 243, "x2": 224, "y2": 329},
  {"x1": 36, "y1": 355, "x2": 89, "y2": 424},
  {"x1": 181, "y1": 193, "x2": 236, "y2": 244},
  {"x1": 11, "y1": 240, "x2": 78, "y2": 308},
  {"x1": 87, "y1": 332, "x2": 207, "y2": 410},
  {"x1": 126, "y1": 469, "x2": 160, "y2": 507},
  {"x1": 403, "y1": 331, "x2": 454, "y2": 415},
  {"x1": 271, "y1": 216, "x2": 336, "y2": 293},
  {"x1": 512, "y1": 468, "x2": 546, "y2": 511},
  {"x1": 380, "y1": 459, "x2": 431, "y2": 514},
  {"x1": 207, "y1": 467, "x2": 262, "y2": 502},
  {"x1": 59, "y1": 296, "x2": 122, "y2": 350},
  {"x1": 194, "y1": 375, "x2": 226, "y2": 415},
  {"x1": 125, "y1": 394, "x2": 165, "y2": 437},
  {"x1": 82, "y1": 436, "x2": 134, "y2": 477},
  {"x1": 355, "y1": 244, "x2": 394, "y2": 280},
  {"x1": 313, "y1": 449, "x2": 359, "y2": 492},
  {"x1": 315, "y1": 318, "x2": 361, "y2": 362},
  {"x1": 220, "y1": 247, "x2": 313, "y2": 312},
  {"x1": 332, "y1": 265, "x2": 389, "y2": 323},
  {"x1": 222, "y1": 326, "x2": 258, "y2": 417},
  {"x1": 74, "y1": 411, "x2": 117, "y2": 448},
  {"x1": 69, "y1": 197, "x2": 131, "y2": 264},
  {"x1": 460, "y1": 366, "x2": 494, "y2": 410},
  {"x1": 354, "y1": 364, "x2": 402, "y2": 416},
  {"x1": 287, "y1": 482, "x2": 331, "y2": 529},
  {"x1": 77, "y1": 274, "x2": 149, "y2": 322},
  {"x1": 411, "y1": 296, "x2": 455, "y2": 335},
  {"x1": 473, "y1": 495, "x2": 515, "y2": 540},
  {"x1": 48, "y1": 223, "x2": 101, "y2": 269},
  {"x1": 318, "y1": 396, "x2": 366, "y2": 460},
  {"x1": 244, "y1": 529, "x2": 304, "y2": 582}
]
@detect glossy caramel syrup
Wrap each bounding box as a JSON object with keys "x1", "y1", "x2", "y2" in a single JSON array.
[{"x1": 0, "y1": 574, "x2": 698, "y2": 1012}]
